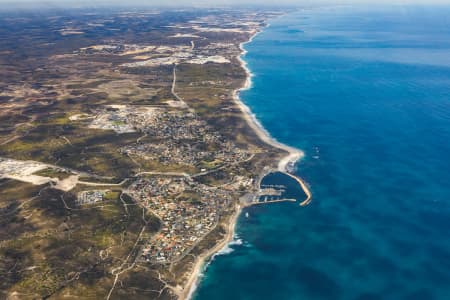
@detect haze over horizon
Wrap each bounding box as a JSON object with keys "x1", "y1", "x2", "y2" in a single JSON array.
[{"x1": 1, "y1": 0, "x2": 450, "y2": 9}]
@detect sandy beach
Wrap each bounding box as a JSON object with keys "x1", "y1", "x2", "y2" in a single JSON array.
[
  {"x1": 180, "y1": 205, "x2": 242, "y2": 300},
  {"x1": 233, "y1": 31, "x2": 305, "y2": 173},
  {"x1": 181, "y1": 28, "x2": 311, "y2": 300}
]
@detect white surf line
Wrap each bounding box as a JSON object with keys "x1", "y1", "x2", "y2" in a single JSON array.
[
  {"x1": 181, "y1": 21, "x2": 313, "y2": 300},
  {"x1": 182, "y1": 205, "x2": 241, "y2": 300},
  {"x1": 233, "y1": 31, "x2": 312, "y2": 207}
]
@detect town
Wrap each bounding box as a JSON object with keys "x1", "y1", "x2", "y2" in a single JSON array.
[
  {"x1": 72, "y1": 102, "x2": 253, "y2": 172},
  {"x1": 127, "y1": 176, "x2": 236, "y2": 263},
  {"x1": 119, "y1": 110, "x2": 252, "y2": 170},
  {"x1": 0, "y1": 8, "x2": 286, "y2": 299}
]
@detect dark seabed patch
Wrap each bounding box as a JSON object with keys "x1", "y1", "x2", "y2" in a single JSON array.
[{"x1": 288, "y1": 264, "x2": 341, "y2": 299}]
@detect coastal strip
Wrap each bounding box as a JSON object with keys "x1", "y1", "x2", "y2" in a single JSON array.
[
  {"x1": 182, "y1": 26, "x2": 312, "y2": 300},
  {"x1": 180, "y1": 205, "x2": 242, "y2": 300},
  {"x1": 234, "y1": 29, "x2": 312, "y2": 205}
]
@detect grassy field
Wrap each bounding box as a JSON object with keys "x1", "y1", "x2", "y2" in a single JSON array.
[{"x1": 0, "y1": 184, "x2": 164, "y2": 299}]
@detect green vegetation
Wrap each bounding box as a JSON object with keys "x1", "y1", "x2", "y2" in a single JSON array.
[
  {"x1": 178, "y1": 191, "x2": 202, "y2": 203},
  {"x1": 33, "y1": 168, "x2": 74, "y2": 180},
  {"x1": 0, "y1": 185, "x2": 160, "y2": 298},
  {"x1": 0, "y1": 7, "x2": 283, "y2": 299},
  {"x1": 103, "y1": 190, "x2": 121, "y2": 201},
  {"x1": 0, "y1": 179, "x2": 43, "y2": 203},
  {"x1": 0, "y1": 125, "x2": 140, "y2": 178}
]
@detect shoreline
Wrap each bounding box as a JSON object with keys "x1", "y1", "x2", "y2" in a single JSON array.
[
  {"x1": 180, "y1": 205, "x2": 242, "y2": 300},
  {"x1": 234, "y1": 28, "x2": 312, "y2": 204},
  {"x1": 181, "y1": 25, "x2": 311, "y2": 300},
  {"x1": 233, "y1": 29, "x2": 305, "y2": 173}
]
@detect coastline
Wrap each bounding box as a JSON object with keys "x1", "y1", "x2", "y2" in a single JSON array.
[
  {"x1": 233, "y1": 30, "x2": 305, "y2": 173},
  {"x1": 234, "y1": 29, "x2": 312, "y2": 204},
  {"x1": 181, "y1": 25, "x2": 311, "y2": 300},
  {"x1": 181, "y1": 205, "x2": 242, "y2": 300}
]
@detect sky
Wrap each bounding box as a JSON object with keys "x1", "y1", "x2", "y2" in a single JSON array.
[
  {"x1": 1, "y1": 0, "x2": 450, "y2": 9},
  {"x1": 2, "y1": 0, "x2": 450, "y2": 5}
]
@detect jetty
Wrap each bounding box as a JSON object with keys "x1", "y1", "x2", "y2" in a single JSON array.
[
  {"x1": 257, "y1": 170, "x2": 312, "y2": 207},
  {"x1": 282, "y1": 172, "x2": 312, "y2": 206},
  {"x1": 252, "y1": 198, "x2": 296, "y2": 206},
  {"x1": 258, "y1": 188, "x2": 283, "y2": 197}
]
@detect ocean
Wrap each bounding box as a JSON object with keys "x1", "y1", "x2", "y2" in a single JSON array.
[{"x1": 193, "y1": 5, "x2": 450, "y2": 300}]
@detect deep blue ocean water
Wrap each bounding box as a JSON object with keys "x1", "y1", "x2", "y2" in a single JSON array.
[{"x1": 193, "y1": 6, "x2": 450, "y2": 300}]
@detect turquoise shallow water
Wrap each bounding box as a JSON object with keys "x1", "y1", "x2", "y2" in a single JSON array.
[{"x1": 194, "y1": 6, "x2": 450, "y2": 300}]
